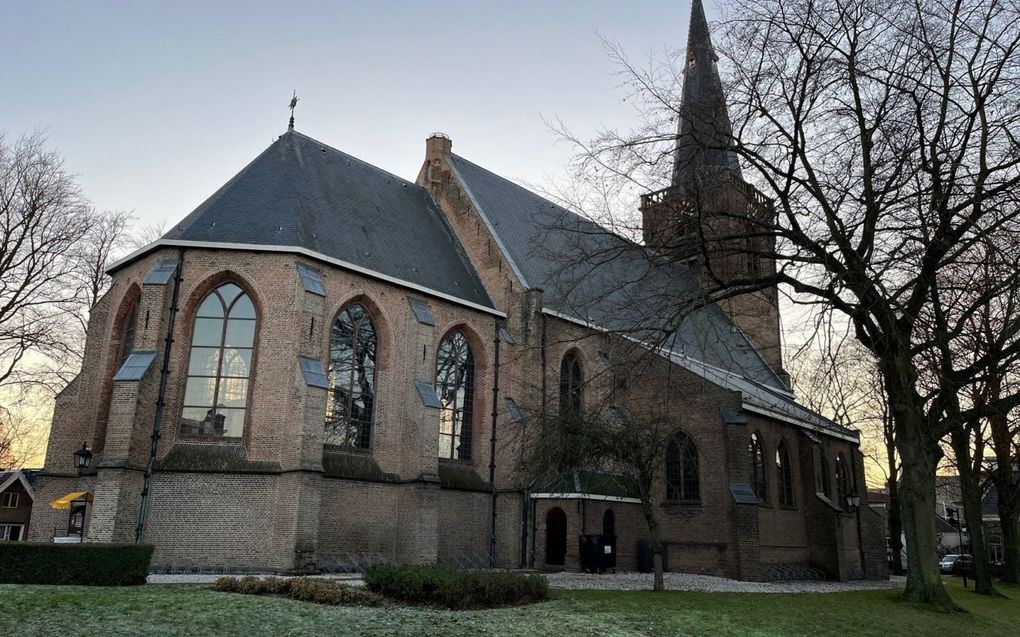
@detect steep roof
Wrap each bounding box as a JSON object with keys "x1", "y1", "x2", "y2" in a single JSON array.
[
  {"x1": 449, "y1": 154, "x2": 781, "y2": 384},
  {"x1": 113, "y1": 131, "x2": 495, "y2": 312},
  {"x1": 447, "y1": 152, "x2": 857, "y2": 441},
  {"x1": 672, "y1": 0, "x2": 742, "y2": 186}
]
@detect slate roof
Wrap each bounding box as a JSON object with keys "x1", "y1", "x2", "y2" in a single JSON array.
[
  {"x1": 116, "y1": 131, "x2": 494, "y2": 311},
  {"x1": 447, "y1": 153, "x2": 857, "y2": 441},
  {"x1": 448, "y1": 154, "x2": 782, "y2": 388}
]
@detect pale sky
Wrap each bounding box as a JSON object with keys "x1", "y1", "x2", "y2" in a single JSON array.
[{"x1": 3, "y1": 0, "x2": 705, "y2": 230}]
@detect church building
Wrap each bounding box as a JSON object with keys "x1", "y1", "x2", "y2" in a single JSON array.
[{"x1": 30, "y1": 1, "x2": 887, "y2": 581}]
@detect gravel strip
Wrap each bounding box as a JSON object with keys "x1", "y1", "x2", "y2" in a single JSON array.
[
  {"x1": 147, "y1": 573, "x2": 365, "y2": 586},
  {"x1": 545, "y1": 572, "x2": 902, "y2": 593},
  {"x1": 148, "y1": 571, "x2": 900, "y2": 594}
]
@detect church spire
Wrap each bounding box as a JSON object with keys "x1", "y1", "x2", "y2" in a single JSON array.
[{"x1": 671, "y1": 0, "x2": 742, "y2": 188}]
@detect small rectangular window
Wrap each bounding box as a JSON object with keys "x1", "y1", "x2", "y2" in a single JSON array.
[
  {"x1": 297, "y1": 355, "x2": 329, "y2": 389},
  {"x1": 112, "y1": 351, "x2": 157, "y2": 382},
  {"x1": 143, "y1": 258, "x2": 180, "y2": 285},
  {"x1": 297, "y1": 263, "x2": 326, "y2": 296},
  {"x1": 505, "y1": 397, "x2": 524, "y2": 422},
  {"x1": 407, "y1": 297, "x2": 435, "y2": 326},
  {"x1": 415, "y1": 379, "x2": 442, "y2": 408},
  {"x1": 498, "y1": 323, "x2": 515, "y2": 345},
  {"x1": 1, "y1": 493, "x2": 19, "y2": 508}
]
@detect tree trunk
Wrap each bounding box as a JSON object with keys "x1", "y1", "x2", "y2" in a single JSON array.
[
  {"x1": 888, "y1": 475, "x2": 904, "y2": 575},
  {"x1": 897, "y1": 426, "x2": 957, "y2": 609},
  {"x1": 950, "y1": 427, "x2": 997, "y2": 595},
  {"x1": 640, "y1": 495, "x2": 665, "y2": 591},
  {"x1": 998, "y1": 495, "x2": 1020, "y2": 584},
  {"x1": 886, "y1": 430, "x2": 904, "y2": 575},
  {"x1": 989, "y1": 405, "x2": 1020, "y2": 584}
]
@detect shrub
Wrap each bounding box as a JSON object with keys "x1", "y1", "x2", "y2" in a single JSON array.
[
  {"x1": 0, "y1": 542, "x2": 154, "y2": 586},
  {"x1": 213, "y1": 576, "x2": 383, "y2": 607},
  {"x1": 363, "y1": 564, "x2": 549, "y2": 609}
]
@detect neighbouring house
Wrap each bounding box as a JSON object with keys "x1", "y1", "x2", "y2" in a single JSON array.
[
  {"x1": 29, "y1": 0, "x2": 887, "y2": 581},
  {"x1": 0, "y1": 470, "x2": 36, "y2": 542}
]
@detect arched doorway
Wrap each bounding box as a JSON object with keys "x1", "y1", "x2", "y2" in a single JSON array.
[
  {"x1": 545, "y1": 507, "x2": 567, "y2": 566},
  {"x1": 603, "y1": 509, "x2": 616, "y2": 538}
]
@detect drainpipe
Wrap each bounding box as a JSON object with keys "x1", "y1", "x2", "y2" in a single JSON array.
[
  {"x1": 489, "y1": 319, "x2": 501, "y2": 568},
  {"x1": 135, "y1": 249, "x2": 184, "y2": 544}
]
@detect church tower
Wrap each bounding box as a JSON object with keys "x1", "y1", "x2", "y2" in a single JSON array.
[{"x1": 640, "y1": 0, "x2": 786, "y2": 382}]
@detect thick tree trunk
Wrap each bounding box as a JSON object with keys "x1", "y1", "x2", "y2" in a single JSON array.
[
  {"x1": 989, "y1": 406, "x2": 1020, "y2": 584},
  {"x1": 999, "y1": 504, "x2": 1020, "y2": 584},
  {"x1": 640, "y1": 495, "x2": 665, "y2": 591},
  {"x1": 950, "y1": 427, "x2": 997, "y2": 595},
  {"x1": 897, "y1": 427, "x2": 956, "y2": 608}
]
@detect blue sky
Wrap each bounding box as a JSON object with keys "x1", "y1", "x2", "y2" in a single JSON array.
[{"x1": 2, "y1": 1, "x2": 703, "y2": 229}]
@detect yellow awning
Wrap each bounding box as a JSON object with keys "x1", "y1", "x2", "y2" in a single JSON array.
[{"x1": 50, "y1": 492, "x2": 92, "y2": 509}]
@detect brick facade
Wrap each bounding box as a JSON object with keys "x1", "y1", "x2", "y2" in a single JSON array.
[{"x1": 28, "y1": 135, "x2": 886, "y2": 581}]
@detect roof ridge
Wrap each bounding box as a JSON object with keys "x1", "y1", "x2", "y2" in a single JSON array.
[{"x1": 289, "y1": 130, "x2": 425, "y2": 191}]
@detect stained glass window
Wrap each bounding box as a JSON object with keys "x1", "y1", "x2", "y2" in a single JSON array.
[
  {"x1": 180, "y1": 283, "x2": 255, "y2": 438},
  {"x1": 436, "y1": 330, "x2": 474, "y2": 460},
  {"x1": 325, "y1": 304, "x2": 377, "y2": 449},
  {"x1": 750, "y1": 432, "x2": 768, "y2": 502},
  {"x1": 777, "y1": 441, "x2": 795, "y2": 506},
  {"x1": 666, "y1": 432, "x2": 700, "y2": 501}
]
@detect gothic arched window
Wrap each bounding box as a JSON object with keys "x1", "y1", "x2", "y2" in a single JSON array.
[
  {"x1": 325, "y1": 303, "x2": 377, "y2": 449},
  {"x1": 814, "y1": 447, "x2": 831, "y2": 497},
  {"x1": 180, "y1": 282, "x2": 256, "y2": 438},
  {"x1": 118, "y1": 299, "x2": 139, "y2": 367},
  {"x1": 777, "y1": 441, "x2": 794, "y2": 506},
  {"x1": 559, "y1": 352, "x2": 583, "y2": 421},
  {"x1": 750, "y1": 432, "x2": 767, "y2": 502},
  {"x1": 836, "y1": 452, "x2": 853, "y2": 508},
  {"x1": 666, "y1": 432, "x2": 700, "y2": 501},
  {"x1": 436, "y1": 330, "x2": 474, "y2": 460}
]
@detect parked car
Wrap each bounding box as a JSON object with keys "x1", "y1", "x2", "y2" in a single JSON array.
[
  {"x1": 939, "y1": 554, "x2": 960, "y2": 574},
  {"x1": 951, "y1": 555, "x2": 973, "y2": 576}
]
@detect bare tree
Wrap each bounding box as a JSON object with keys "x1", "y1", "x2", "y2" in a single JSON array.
[
  {"x1": 549, "y1": 0, "x2": 1020, "y2": 608},
  {"x1": 523, "y1": 406, "x2": 681, "y2": 592},
  {"x1": 0, "y1": 132, "x2": 95, "y2": 393},
  {"x1": 0, "y1": 404, "x2": 42, "y2": 470},
  {"x1": 0, "y1": 132, "x2": 135, "y2": 394}
]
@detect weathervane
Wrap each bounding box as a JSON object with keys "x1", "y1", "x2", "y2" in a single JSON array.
[{"x1": 288, "y1": 90, "x2": 299, "y2": 130}]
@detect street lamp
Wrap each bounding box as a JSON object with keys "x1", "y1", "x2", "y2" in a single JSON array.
[
  {"x1": 846, "y1": 490, "x2": 866, "y2": 579},
  {"x1": 71, "y1": 442, "x2": 93, "y2": 544},
  {"x1": 73, "y1": 441, "x2": 93, "y2": 475}
]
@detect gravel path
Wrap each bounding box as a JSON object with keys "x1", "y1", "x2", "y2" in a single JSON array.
[
  {"x1": 147, "y1": 573, "x2": 365, "y2": 586},
  {"x1": 545, "y1": 571, "x2": 902, "y2": 593},
  {"x1": 149, "y1": 571, "x2": 902, "y2": 594}
]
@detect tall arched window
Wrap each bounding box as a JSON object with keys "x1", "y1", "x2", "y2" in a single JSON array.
[
  {"x1": 750, "y1": 432, "x2": 767, "y2": 502},
  {"x1": 836, "y1": 453, "x2": 853, "y2": 508},
  {"x1": 777, "y1": 441, "x2": 794, "y2": 506},
  {"x1": 559, "y1": 352, "x2": 583, "y2": 420},
  {"x1": 325, "y1": 303, "x2": 377, "y2": 449},
  {"x1": 118, "y1": 299, "x2": 139, "y2": 367},
  {"x1": 180, "y1": 282, "x2": 256, "y2": 438},
  {"x1": 814, "y1": 447, "x2": 831, "y2": 497},
  {"x1": 665, "y1": 432, "x2": 700, "y2": 501},
  {"x1": 436, "y1": 330, "x2": 474, "y2": 460}
]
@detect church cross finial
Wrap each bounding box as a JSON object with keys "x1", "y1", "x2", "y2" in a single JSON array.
[{"x1": 288, "y1": 91, "x2": 299, "y2": 131}]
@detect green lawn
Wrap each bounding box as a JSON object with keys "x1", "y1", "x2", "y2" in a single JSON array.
[{"x1": 2, "y1": 580, "x2": 1018, "y2": 637}]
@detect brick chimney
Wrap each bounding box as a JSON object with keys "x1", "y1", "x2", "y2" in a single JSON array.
[{"x1": 426, "y1": 132, "x2": 452, "y2": 163}]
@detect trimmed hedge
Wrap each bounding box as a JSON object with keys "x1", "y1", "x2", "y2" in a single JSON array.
[
  {"x1": 0, "y1": 542, "x2": 154, "y2": 585},
  {"x1": 213, "y1": 576, "x2": 384, "y2": 606},
  {"x1": 363, "y1": 564, "x2": 549, "y2": 609}
]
